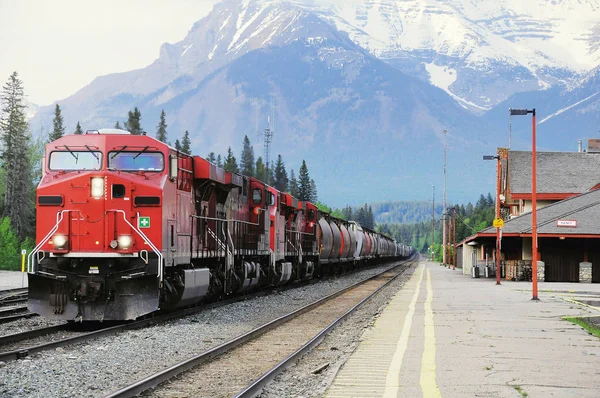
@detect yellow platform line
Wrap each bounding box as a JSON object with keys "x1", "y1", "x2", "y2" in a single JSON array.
[
  {"x1": 383, "y1": 264, "x2": 425, "y2": 397},
  {"x1": 420, "y1": 268, "x2": 442, "y2": 397}
]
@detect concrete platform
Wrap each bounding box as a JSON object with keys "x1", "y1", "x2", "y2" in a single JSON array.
[
  {"x1": 326, "y1": 259, "x2": 600, "y2": 397},
  {"x1": 0, "y1": 270, "x2": 28, "y2": 290}
]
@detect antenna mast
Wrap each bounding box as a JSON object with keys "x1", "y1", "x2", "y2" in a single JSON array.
[{"x1": 263, "y1": 96, "x2": 275, "y2": 184}]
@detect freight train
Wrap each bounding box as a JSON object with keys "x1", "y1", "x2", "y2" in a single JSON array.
[{"x1": 27, "y1": 129, "x2": 412, "y2": 321}]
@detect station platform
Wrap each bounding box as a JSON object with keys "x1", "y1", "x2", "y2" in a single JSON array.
[
  {"x1": 326, "y1": 259, "x2": 600, "y2": 397},
  {"x1": 0, "y1": 270, "x2": 28, "y2": 289}
]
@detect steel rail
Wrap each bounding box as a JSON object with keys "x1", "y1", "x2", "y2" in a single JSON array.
[
  {"x1": 0, "y1": 287, "x2": 28, "y2": 297},
  {"x1": 0, "y1": 272, "x2": 330, "y2": 363},
  {"x1": 0, "y1": 324, "x2": 68, "y2": 347},
  {"x1": 104, "y1": 256, "x2": 417, "y2": 398},
  {"x1": 0, "y1": 297, "x2": 28, "y2": 307},
  {"x1": 0, "y1": 312, "x2": 37, "y2": 324},
  {"x1": 0, "y1": 305, "x2": 28, "y2": 317},
  {"x1": 236, "y1": 256, "x2": 418, "y2": 397}
]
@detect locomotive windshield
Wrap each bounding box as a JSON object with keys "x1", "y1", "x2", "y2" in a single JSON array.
[
  {"x1": 49, "y1": 151, "x2": 102, "y2": 171},
  {"x1": 108, "y1": 151, "x2": 164, "y2": 172}
]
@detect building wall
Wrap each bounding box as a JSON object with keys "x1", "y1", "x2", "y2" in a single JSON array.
[
  {"x1": 461, "y1": 244, "x2": 476, "y2": 276},
  {"x1": 521, "y1": 200, "x2": 556, "y2": 214}
]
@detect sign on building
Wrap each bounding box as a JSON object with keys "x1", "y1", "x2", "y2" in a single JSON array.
[{"x1": 556, "y1": 220, "x2": 577, "y2": 227}]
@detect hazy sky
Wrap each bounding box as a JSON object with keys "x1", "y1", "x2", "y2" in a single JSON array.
[{"x1": 0, "y1": 0, "x2": 219, "y2": 105}]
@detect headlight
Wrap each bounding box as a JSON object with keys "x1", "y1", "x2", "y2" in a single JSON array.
[
  {"x1": 53, "y1": 234, "x2": 67, "y2": 249},
  {"x1": 118, "y1": 235, "x2": 132, "y2": 249},
  {"x1": 91, "y1": 177, "x2": 104, "y2": 198}
]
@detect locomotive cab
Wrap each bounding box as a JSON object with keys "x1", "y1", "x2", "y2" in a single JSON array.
[{"x1": 28, "y1": 129, "x2": 169, "y2": 321}]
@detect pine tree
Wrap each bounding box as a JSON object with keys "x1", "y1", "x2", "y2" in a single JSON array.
[
  {"x1": 223, "y1": 147, "x2": 239, "y2": 173},
  {"x1": 206, "y1": 152, "x2": 216, "y2": 164},
  {"x1": 216, "y1": 154, "x2": 222, "y2": 167},
  {"x1": 240, "y1": 135, "x2": 254, "y2": 177},
  {"x1": 181, "y1": 130, "x2": 191, "y2": 154},
  {"x1": 309, "y1": 179, "x2": 318, "y2": 203},
  {"x1": 298, "y1": 160, "x2": 312, "y2": 201},
  {"x1": 271, "y1": 162, "x2": 277, "y2": 185},
  {"x1": 342, "y1": 205, "x2": 353, "y2": 220},
  {"x1": 0, "y1": 72, "x2": 34, "y2": 239},
  {"x1": 124, "y1": 107, "x2": 143, "y2": 135},
  {"x1": 255, "y1": 157, "x2": 265, "y2": 182},
  {"x1": 74, "y1": 121, "x2": 83, "y2": 135},
  {"x1": 114, "y1": 121, "x2": 122, "y2": 130},
  {"x1": 175, "y1": 139, "x2": 182, "y2": 151},
  {"x1": 155, "y1": 109, "x2": 167, "y2": 142},
  {"x1": 367, "y1": 205, "x2": 375, "y2": 229},
  {"x1": 289, "y1": 169, "x2": 299, "y2": 197},
  {"x1": 49, "y1": 104, "x2": 65, "y2": 141},
  {"x1": 273, "y1": 154, "x2": 288, "y2": 192}
]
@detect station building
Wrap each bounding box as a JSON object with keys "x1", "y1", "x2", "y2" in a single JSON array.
[{"x1": 458, "y1": 141, "x2": 600, "y2": 283}]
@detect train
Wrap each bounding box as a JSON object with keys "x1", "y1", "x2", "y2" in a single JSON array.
[{"x1": 27, "y1": 129, "x2": 412, "y2": 321}]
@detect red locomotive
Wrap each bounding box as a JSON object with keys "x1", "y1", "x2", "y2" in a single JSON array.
[{"x1": 28, "y1": 129, "x2": 411, "y2": 321}]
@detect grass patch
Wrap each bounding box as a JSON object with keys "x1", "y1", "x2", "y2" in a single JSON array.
[
  {"x1": 513, "y1": 385, "x2": 528, "y2": 397},
  {"x1": 564, "y1": 316, "x2": 600, "y2": 338}
]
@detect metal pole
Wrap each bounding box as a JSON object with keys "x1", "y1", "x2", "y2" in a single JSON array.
[
  {"x1": 509, "y1": 114, "x2": 512, "y2": 149},
  {"x1": 531, "y1": 109, "x2": 538, "y2": 300},
  {"x1": 496, "y1": 154, "x2": 501, "y2": 285},
  {"x1": 432, "y1": 185, "x2": 435, "y2": 261},
  {"x1": 443, "y1": 130, "x2": 447, "y2": 266},
  {"x1": 453, "y1": 207, "x2": 457, "y2": 270}
]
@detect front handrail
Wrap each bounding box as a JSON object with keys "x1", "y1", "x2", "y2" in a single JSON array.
[
  {"x1": 191, "y1": 214, "x2": 261, "y2": 227},
  {"x1": 27, "y1": 210, "x2": 78, "y2": 273}
]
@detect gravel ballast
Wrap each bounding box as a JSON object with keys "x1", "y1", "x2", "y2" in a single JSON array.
[
  {"x1": 0, "y1": 261, "x2": 412, "y2": 398},
  {"x1": 260, "y1": 261, "x2": 419, "y2": 397}
]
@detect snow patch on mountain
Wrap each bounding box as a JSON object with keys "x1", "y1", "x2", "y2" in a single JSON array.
[{"x1": 538, "y1": 92, "x2": 600, "y2": 124}]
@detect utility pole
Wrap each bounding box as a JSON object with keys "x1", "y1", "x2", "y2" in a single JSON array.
[
  {"x1": 443, "y1": 129, "x2": 447, "y2": 266},
  {"x1": 453, "y1": 207, "x2": 457, "y2": 270},
  {"x1": 431, "y1": 185, "x2": 435, "y2": 261}
]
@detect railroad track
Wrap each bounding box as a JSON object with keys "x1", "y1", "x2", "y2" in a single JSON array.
[
  {"x1": 0, "y1": 287, "x2": 34, "y2": 323},
  {"x1": 105, "y1": 256, "x2": 417, "y2": 398},
  {"x1": 0, "y1": 287, "x2": 28, "y2": 306},
  {"x1": 0, "y1": 270, "x2": 347, "y2": 362}
]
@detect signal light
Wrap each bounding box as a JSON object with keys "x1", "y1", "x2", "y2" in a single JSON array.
[
  {"x1": 253, "y1": 207, "x2": 261, "y2": 215},
  {"x1": 308, "y1": 222, "x2": 314, "y2": 228}
]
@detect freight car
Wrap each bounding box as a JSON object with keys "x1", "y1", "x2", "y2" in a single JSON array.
[{"x1": 27, "y1": 129, "x2": 412, "y2": 321}]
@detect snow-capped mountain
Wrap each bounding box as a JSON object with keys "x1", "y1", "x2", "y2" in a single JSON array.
[
  {"x1": 29, "y1": 0, "x2": 495, "y2": 206},
  {"x1": 28, "y1": 0, "x2": 600, "y2": 205},
  {"x1": 300, "y1": 0, "x2": 600, "y2": 111}
]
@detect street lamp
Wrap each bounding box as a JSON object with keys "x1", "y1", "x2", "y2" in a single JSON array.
[
  {"x1": 509, "y1": 108, "x2": 538, "y2": 300},
  {"x1": 443, "y1": 129, "x2": 447, "y2": 267},
  {"x1": 483, "y1": 154, "x2": 501, "y2": 285}
]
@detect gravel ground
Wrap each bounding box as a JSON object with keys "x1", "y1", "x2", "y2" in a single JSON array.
[
  {"x1": 0, "y1": 317, "x2": 64, "y2": 339},
  {"x1": 0, "y1": 261, "x2": 409, "y2": 398},
  {"x1": 259, "y1": 260, "x2": 419, "y2": 398}
]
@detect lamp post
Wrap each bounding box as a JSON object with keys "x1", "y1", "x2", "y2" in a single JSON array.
[
  {"x1": 509, "y1": 108, "x2": 538, "y2": 300},
  {"x1": 443, "y1": 129, "x2": 447, "y2": 266},
  {"x1": 483, "y1": 154, "x2": 502, "y2": 285}
]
